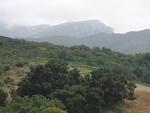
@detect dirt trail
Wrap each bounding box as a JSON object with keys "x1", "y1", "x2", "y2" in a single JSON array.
[{"x1": 124, "y1": 84, "x2": 150, "y2": 113}]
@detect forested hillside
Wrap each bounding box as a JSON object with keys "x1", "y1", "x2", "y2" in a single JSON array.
[
  {"x1": 0, "y1": 36, "x2": 150, "y2": 113},
  {"x1": 0, "y1": 36, "x2": 150, "y2": 83}
]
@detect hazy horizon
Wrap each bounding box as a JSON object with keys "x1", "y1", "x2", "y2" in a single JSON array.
[{"x1": 0, "y1": 0, "x2": 150, "y2": 33}]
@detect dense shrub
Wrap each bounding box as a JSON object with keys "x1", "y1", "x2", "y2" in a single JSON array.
[
  {"x1": 18, "y1": 59, "x2": 68, "y2": 96},
  {"x1": 42, "y1": 107, "x2": 67, "y2": 113},
  {"x1": 0, "y1": 95, "x2": 65, "y2": 113},
  {"x1": 1, "y1": 36, "x2": 149, "y2": 113},
  {"x1": 0, "y1": 89, "x2": 7, "y2": 106},
  {"x1": 17, "y1": 59, "x2": 136, "y2": 113},
  {"x1": 0, "y1": 36, "x2": 150, "y2": 84}
]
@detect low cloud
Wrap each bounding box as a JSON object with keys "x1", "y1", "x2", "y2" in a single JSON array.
[{"x1": 0, "y1": 0, "x2": 150, "y2": 32}]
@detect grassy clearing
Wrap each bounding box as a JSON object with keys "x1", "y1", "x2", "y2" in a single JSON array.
[
  {"x1": 68, "y1": 62, "x2": 96, "y2": 75},
  {"x1": 124, "y1": 84, "x2": 150, "y2": 113}
]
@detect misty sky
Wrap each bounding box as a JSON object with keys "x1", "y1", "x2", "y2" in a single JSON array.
[{"x1": 0, "y1": 0, "x2": 150, "y2": 33}]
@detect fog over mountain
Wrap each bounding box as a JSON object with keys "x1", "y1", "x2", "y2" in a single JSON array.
[
  {"x1": 27, "y1": 29, "x2": 150, "y2": 54},
  {"x1": 0, "y1": 20, "x2": 150, "y2": 54},
  {"x1": 0, "y1": 20, "x2": 113, "y2": 38}
]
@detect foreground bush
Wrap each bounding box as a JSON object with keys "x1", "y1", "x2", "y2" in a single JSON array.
[
  {"x1": 17, "y1": 59, "x2": 136, "y2": 113},
  {"x1": 42, "y1": 107, "x2": 67, "y2": 113},
  {"x1": 0, "y1": 95, "x2": 65, "y2": 113}
]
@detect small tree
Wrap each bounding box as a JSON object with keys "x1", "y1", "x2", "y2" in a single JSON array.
[{"x1": 18, "y1": 59, "x2": 69, "y2": 96}]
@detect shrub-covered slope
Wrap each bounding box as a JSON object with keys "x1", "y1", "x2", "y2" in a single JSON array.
[{"x1": 0, "y1": 36, "x2": 150, "y2": 83}]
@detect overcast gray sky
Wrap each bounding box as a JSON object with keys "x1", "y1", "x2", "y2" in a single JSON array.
[{"x1": 0, "y1": 0, "x2": 150, "y2": 33}]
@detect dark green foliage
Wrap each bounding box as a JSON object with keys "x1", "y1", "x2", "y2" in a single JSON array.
[
  {"x1": 0, "y1": 36, "x2": 60, "y2": 74},
  {"x1": 50, "y1": 85, "x2": 88, "y2": 113},
  {"x1": 0, "y1": 89, "x2": 7, "y2": 106},
  {"x1": 42, "y1": 107, "x2": 67, "y2": 113},
  {"x1": 15, "y1": 62, "x2": 24, "y2": 67},
  {"x1": 18, "y1": 59, "x2": 68, "y2": 96},
  {"x1": 69, "y1": 68, "x2": 81, "y2": 84},
  {"x1": 0, "y1": 35, "x2": 150, "y2": 113},
  {"x1": 0, "y1": 95, "x2": 65, "y2": 113},
  {"x1": 89, "y1": 68, "x2": 135, "y2": 105},
  {"x1": 0, "y1": 36, "x2": 150, "y2": 83},
  {"x1": 142, "y1": 69, "x2": 150, "y2": 84},
  {"x1": 17, "y1": 60, "x2": 136, "y2": 113},
  {"x1": 58, "y1": 50, "x2": 72, "y2": 60},
  {"x1": 101, "y1": 47, "x2": 112, "y2": 54}
]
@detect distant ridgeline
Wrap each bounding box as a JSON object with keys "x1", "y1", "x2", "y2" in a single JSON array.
[{"x1": 1, "y1": 20, "x2": 150, "y2": 53}]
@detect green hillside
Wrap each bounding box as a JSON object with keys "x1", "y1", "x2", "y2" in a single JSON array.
[
  {"x1": 0, "y1": 36, "x2": 150, "y2": 113},
  {"x1": 0, "y1": 36, "x2": 150, "y2": 83}
]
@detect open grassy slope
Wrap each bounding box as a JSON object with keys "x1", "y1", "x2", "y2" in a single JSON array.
[{"x1": 124, "y1": 84, "x2": 150, "y2": 113}]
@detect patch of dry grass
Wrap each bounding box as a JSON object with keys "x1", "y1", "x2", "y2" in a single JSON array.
[
  {"x1": 124, "y1": 84, "x2": 150, "y2": 113},
  {"x1": 0, "y1": 65, "x2": 30, "y2": 103}
]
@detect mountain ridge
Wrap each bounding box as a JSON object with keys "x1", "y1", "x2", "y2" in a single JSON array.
[
  {"x1": 26, "y1": 29, "x2": 150, "y2": 54},
  {"x1": 0, "y1": 20, "x2": 150, "y2": 53},
  {"x1": 0, "y1": 20, "x2": 114, "y2": 38}
]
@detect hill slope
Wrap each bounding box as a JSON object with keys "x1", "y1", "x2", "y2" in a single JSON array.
[
  {"x1": 0, "y1": 36, "x2": 150, "y2": 84},
  {"x1": 0, "y1": 36, "x2": 150, "y2": 113},
  {"x1": 124, "y1": 84, "x2": 150, "y2": 113},
  {"x1": 30, "y1": 29, "x2": 150, "y2": 53}
]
